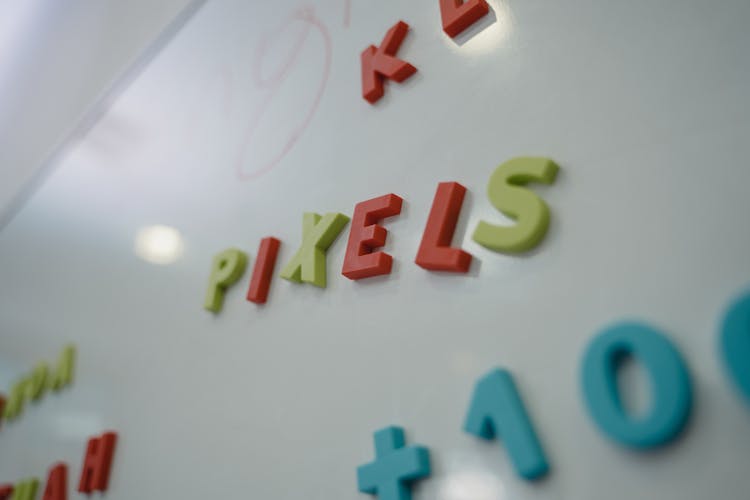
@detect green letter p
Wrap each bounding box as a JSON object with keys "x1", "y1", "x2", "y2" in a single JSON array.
[{"x1": 204, "y1": 248, "x2": 248, "y2": 313}]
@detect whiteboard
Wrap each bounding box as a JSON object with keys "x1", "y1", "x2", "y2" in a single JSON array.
[{"x1": 1, "y1": 0, "x2": 750, "y2": 498}]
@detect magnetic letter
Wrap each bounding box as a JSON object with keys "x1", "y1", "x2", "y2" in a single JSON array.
[
  {"x1": 361, "y1": 21, "x2": 417, "y2": 104},
  {"x1": 203, "y1": 248, "x2": 248, "y2": 312},
  {"x1": 720, "y1": 290, "x2": 750, "y2": 403},
  {"x1": 415, "y1": 182, "x2": 472, "y2": 272},
  {"x1": 42, "y1": 464, "x2": 67, "y2": 500},
  {"x1": 10, "y1": 480, "x2": 38, "y2": 500},
  {"x1": 49, "y1": 345, "x2": 76, "y2": 392},
  {"x1": 246, "y1": 237, "x2": 281, "y2": 304},
  {"x1": 581, "y1": 322, "x2": 692, "y2": 448},
  {"x1": 464, "y1": 368, "x2": 549, "y2": 480},
  {"x1": 357, "y1": 426, "x2": 431, "y2": 500},
  {"x1": 78, "y1": 432, "x2": 118, "y2": 494},
  {"x1": 342, "y1": 194, "x2": 403, "y2": 280},
  {"x1": 473, "y1": 157, "x2": 559, "y2": 253},
  {"x1": 280, "y1": 212, "x2": 350, "y2": 288},
  {"x1": 440, "y1": 0, "x2": 490, "y2": 38},
  {"x1": 27, "y1": 363, "x2": 49, "y2": 401},
  {"x1": 3, "y1": 380, "x2": 28, "y2": 420}
]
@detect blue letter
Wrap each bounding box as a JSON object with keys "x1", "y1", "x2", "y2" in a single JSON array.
[
  {"x1": 581, "y1": 322, "x2": 692, "y2": 448},
  {"x1": 720, "y1": 290, "x2": 750, "y2": 403},
  {"x1": 463, "y1": 368, "x2": 549, "y2": 480},
  {"x1": 357, "y1": 426, "x2": 431, "y2": 500}
]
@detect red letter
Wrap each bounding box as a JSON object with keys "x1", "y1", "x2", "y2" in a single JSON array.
[
  {"x1": 246, "y1": 237, "x2": 281, "y2": 304},
  {"x1": 342, "y1": 194, "x2": 403, "y2": 280},
  {"x1": 78, "y1": 432, "x2": 117, "y2": 494},
  {"x1": 361, "y1": 21, "x2": 417, "y2": 104},
  {"x1": 440, "y1": 0, "x2": 490, "y2": 38},
  {"x1": 0, "y1": 485, "x2": 12, "y2": 500},
  {"x1": 415, "y1": 182, "x2": 473, "y2": 272},
  {"x1": 42, "y1": 464, "x2": 67, "y2": 500}
]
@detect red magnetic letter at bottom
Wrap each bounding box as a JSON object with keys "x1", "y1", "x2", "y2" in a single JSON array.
[
  {"x1": 78, "y1": 432, "x2": 117, "y2": 494},
  {"x1": 0, "y1": 485, "x2": 12, "y2": 500},
  {"x1": 361, "y1": 21, "x2": 417, "y2": 104},
  {"x1": 43, "y1": 464, "x2": 67, "y2": 500},
  {"x1": 247, "y1": 237, "x2": 281, "y2": 304},
  {"x1": 342, "y1": 194, "x2": 403, "y2": 280},
  {"x1": 439, "y1": 0, "x2": 490, "y2": 38},
  {"x1": 415, "y1": 182, "x2": 473, "y2": 272}
]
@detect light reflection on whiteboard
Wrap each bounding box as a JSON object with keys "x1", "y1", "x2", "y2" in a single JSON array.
[
  {"x1": 437, "y1": 468, "x2": 507, "y2": 500},
  {"x1": 134, "y1": 225, "x2": 184, "y2": 265}
]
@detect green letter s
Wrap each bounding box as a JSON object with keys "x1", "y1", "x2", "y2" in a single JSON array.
[{"x1": 473, "y1": 157, "x2": 559, "y2": 253}]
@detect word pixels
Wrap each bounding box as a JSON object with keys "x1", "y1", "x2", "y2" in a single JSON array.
[{"x1": 203, "y1": 157, "x2": 559, "y2": 312}]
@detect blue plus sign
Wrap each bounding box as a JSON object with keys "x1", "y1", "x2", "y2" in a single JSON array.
[{"x1": 357, "y1": 426, "x2": 431, "y2": 500}]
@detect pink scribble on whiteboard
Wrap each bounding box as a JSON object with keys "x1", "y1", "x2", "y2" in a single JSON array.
[{"x1": 236, "y1": 6, "x2": 331, "y2": 181}]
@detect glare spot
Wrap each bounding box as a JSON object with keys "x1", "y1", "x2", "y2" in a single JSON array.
[
  {"x1": 437, "y1": 470, "x2": 506, "y2": 500},
  {"x1": 134, "y1": 225, "x2": 184, "y2": 265}
]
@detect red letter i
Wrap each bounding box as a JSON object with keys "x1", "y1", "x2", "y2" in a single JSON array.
[{"x1": 247, "y1": 237, "x2": 281, "y2": 304}]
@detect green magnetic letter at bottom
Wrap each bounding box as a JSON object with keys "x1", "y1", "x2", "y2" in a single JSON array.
[
  {"x1": 280, "y1": 212, "x2": 350, "y2": 288},
  {"x1": 473, "y1": 157, "x2": 559, "y2": 253},
  {"x1": 204, "y1": 248, "x2": 248, "y2": 312},
  {"x1": 11, "y1": 478, "x2": 39, "y2": 500}
]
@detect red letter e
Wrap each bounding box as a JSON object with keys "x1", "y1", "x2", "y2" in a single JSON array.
[{"x1": 342, "y1": 194, "x2": 403, "y2": 280}]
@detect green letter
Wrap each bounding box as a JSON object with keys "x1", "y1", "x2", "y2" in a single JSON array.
[
  {"x1": 11, "y1": 478, "x2": 39, "y2": 500},
  {"x1": 473, "y1": 157, "x2": 559, "y2": 253},
  {"x1": 203, "y1": 248, "x2": 248, "y2": 312},
  {"x1": 49, "y1": 344, "x2": 76, "y2": 391},
  {"x1": 280, "y1": 212, "x2": 350, "y2": 288},
  {"x1": 3, "y1": 379, "x2": 28, "y2": 420},
  {"x1": 27, "y1": 362, "x2": 49, "y2": 401}
]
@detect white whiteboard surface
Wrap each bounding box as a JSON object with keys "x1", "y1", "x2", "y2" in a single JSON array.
[
  {"x1": 1, "y1": 0, "x2": 750, "y2": 499},
  {"x1": 0, "y1": 0, "x2": 195, "y2": 218}
]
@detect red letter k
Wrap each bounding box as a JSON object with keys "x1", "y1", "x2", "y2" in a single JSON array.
[{"x1": 361, "y1": 21, "x2": 417, "y2": 104}]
